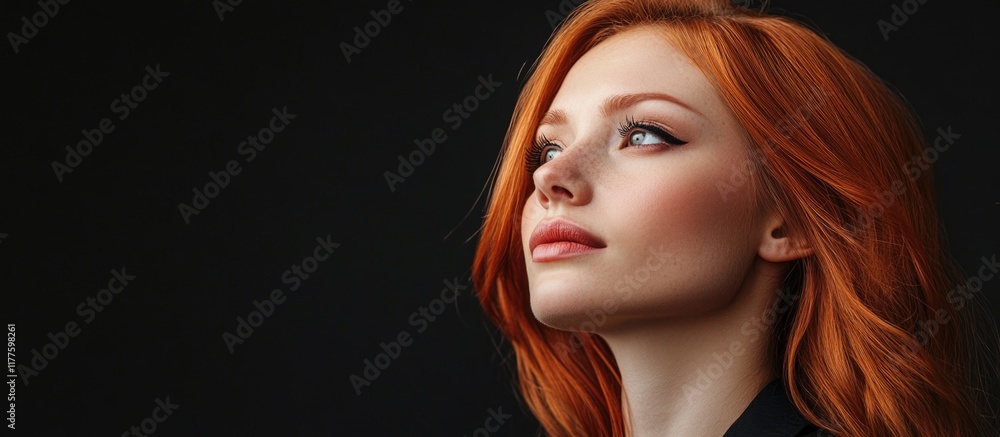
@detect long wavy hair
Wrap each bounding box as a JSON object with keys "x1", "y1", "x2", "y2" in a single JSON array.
[{"x1": 472, "y1": 0, "x2": 996, "y2": 435}]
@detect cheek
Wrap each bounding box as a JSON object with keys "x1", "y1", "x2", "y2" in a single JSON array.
[
  {"x1": 521, "y1": 195, "x2": 542, "y2": 248},
  {"x1": 615, "y1": 162, "x2": 753, "y2": 247},
  {"x1": 602, "y1": 161, "x2": 761, "y2": 310},
  {"x1": 659, "y1": 184, "x2": 741, "y2": 237}
]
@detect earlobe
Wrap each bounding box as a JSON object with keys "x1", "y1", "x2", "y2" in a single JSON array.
[{"x1": 758, "y1": 221, "x2": 813, "y2": 262}]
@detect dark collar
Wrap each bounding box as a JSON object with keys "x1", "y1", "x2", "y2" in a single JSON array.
[{"x1": 722, "y1": 378, "x2": 820, "y2": 437}]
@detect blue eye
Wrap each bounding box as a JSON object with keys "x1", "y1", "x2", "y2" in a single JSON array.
[
  {"x1": 525, "y1": 116, "x2": 687, "y2": 174},
  {"x1": 542, "y1": 145, "x2": 561, "y2": 163},
  {"x1": 628, "y1": 130, "x2": 662, "y2": 146},
  {"x1": 618, "y1": 116, "x2": 688, "y2": 147},
  {"x1": 525, "y1": 135, "x2": 562, "y2": 174}
]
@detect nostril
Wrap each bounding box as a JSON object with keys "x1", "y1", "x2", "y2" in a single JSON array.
[{"x1": 551, "y1": 185, "x2": 573, "y2": 198}]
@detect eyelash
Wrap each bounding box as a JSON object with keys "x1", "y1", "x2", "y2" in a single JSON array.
[
  {"x1": 617, "y1": 115, "x2": 688, "y2": 147},
  {"x1": 524, "y1": 116, "x2": 688, "y2": 174},
  {"x1": 524, "y1": 134, "x2": 556, "y2": 174}
]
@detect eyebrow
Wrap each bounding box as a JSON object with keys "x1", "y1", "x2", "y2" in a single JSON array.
[{"x1": 538, "y1": 92, "x2": 703, "y2": 126}]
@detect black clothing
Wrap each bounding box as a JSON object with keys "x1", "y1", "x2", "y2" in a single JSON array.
[{"x1": 723, "y1": 378, "x2": 822, "y2": 436}]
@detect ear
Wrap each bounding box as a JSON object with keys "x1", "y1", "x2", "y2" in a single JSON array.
[{"x1": 758, "y1": 214, "x2": 813, "y2": 262}]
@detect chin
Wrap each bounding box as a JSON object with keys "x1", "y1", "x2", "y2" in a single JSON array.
[
  {"x1": 529, "y1": 277, "x2": 747, "y2": 334},
  {"x1": 529, "y1": 287, "x2": 589, "y2": 331},
  {"x1": 527, "y1": 279, "x2": 620, "y2": 332}
]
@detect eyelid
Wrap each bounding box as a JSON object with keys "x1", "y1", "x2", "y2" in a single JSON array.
[
  {"x1": 525, "y1": 115, "x2": 688, "y2": 173},
  {"x1": 617, "y1": 115, "x2": 688, "y2": 146},
  {"x1": 524, "y1": 134, "x2": 562, "y2": 174}
]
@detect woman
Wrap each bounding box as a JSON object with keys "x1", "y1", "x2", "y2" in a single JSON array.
[{"x1": 472, "y1": 0, "x2": 996, "y2": 435}]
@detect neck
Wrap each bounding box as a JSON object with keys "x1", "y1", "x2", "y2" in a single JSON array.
[{"x1": 600, "y1": 259, "x2": 790, "y2": 437}]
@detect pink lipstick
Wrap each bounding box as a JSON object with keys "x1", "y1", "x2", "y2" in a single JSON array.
[{"x1": 528, "y1": 218, "x2": 606, "y2": 262}]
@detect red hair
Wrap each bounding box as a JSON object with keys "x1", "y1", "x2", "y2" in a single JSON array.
[{"x1": 473, "y1": 0, "x2": 995, "y2": 435}]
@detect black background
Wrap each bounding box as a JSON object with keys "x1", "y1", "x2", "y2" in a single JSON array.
[{"x1": 2, "y1": 0, "x2": 998, "y2": 435}]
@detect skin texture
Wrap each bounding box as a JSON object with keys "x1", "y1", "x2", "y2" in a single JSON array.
[{"x1": 520, "y1": 26, "x2": 813, "y2": 436}]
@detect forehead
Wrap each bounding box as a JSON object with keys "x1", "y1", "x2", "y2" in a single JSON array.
[{"x1": 546, "y1": 26, "x2": 728, "y2": 122}]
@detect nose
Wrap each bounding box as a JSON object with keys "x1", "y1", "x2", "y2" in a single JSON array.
[{"x1": 531, "y1": 144, "x2": 593, "y2": 208}]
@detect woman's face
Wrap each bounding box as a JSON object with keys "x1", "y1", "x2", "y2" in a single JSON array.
[{"x1": 520, "y1": 26, "x2": 773, "y2": 331}]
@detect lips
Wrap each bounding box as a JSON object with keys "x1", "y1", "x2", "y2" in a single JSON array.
[{"x1": 528, "y1": 218, "x2": 606, "y2": 261}]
